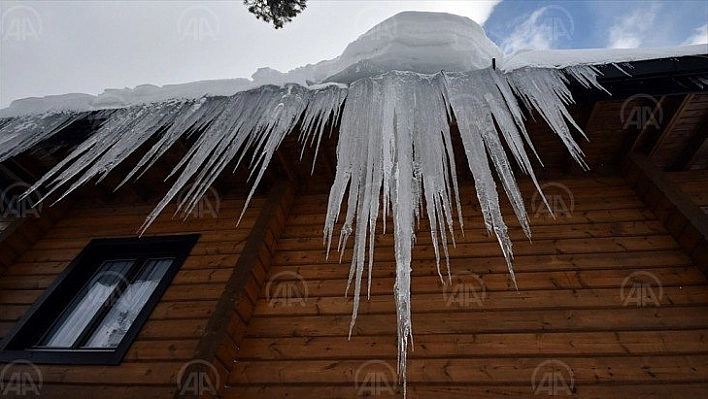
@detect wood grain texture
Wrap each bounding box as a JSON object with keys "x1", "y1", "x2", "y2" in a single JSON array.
[
  {"x1": 225, "y1": 175, "x2": 708, "y2": 398},
  {"x1": 0, "y1": 193, "x2": 265, "y2": 396}
]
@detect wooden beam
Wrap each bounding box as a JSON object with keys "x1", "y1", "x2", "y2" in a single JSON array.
[
  {"x1": 670, "y1": 116, "x2": 708, "y2": 171},
  {"x1": 176, "y1": 179, "x2": 295, "y2": 399},
  {"x1": 623, "y1": 152, "x2": 708, "y2": 276},
  {"x1": 627, "y1": 95, "x2": 667, "y2": 154},
  {"x1": 649, "y1": 94, "x2": 695, "y2": 157},
  {"x1": 276, "y1": 148, "x2": 298, "y2": 184}
]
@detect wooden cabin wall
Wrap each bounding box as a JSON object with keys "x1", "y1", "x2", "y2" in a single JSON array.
[
  {"x1": 0, "y1": 195, "x2": 265, "y2": 397},
  {"x1": 624, "y1": 153, "x2": 708, "y2": 276},
  {"x1": 666, "y1": 170, "x2": 708, "y2": 214},
  {"x1": 0, "y1": 204, "x2": 65, "y2": 274},
  {"x1": 225, "y1": 174, "x2": 708, "y2": 398},
  {"x1": 0, "y1": 216, "x2": 18, "y2": 272}
]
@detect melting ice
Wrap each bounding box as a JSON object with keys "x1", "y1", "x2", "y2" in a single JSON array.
[{"x1": 0, "y1": 10, "x2": 661, "y2": 396}]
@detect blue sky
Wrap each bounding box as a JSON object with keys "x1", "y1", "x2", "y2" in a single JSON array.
[
  {"x1": 484, "y1": 1, "x2": 708, "y2": 51},
  {"x1": 1, "y1": 0, "x2": 706, "y2": 108}
]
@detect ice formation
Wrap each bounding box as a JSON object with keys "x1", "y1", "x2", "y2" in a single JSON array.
[
  {"x1": 0, "y1": 10, "x2": 703, "y2": 395},
  {"x1": 2, "y1": 65, "x2": 605, "y2": 394}
]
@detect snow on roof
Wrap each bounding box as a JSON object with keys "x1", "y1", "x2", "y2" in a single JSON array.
[
  {"x1": 500, "y1": 44, "x2": 708, "y2": 71},
  {"x1": 2, "y1": 11, "x2": 705, "y2": 118},
  {"x1": 2, "y1": 12, "x2": 707, "y2": 397}
]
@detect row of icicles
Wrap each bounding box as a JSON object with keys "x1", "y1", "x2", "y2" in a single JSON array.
[{"x1": 0, "y1": 65, "x2": 607, "y2": 396}]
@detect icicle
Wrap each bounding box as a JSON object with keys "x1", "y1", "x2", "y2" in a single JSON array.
[
  {"x1": 2, "y1": 65, "x2": 605, "y2": 399},
  {"x1": 22, "y1": 102, "x2": 195, "y2": 206},
  {"x1": 564, "y1": 65, "x2": 610, "y2": 94},
  {"x1": 324, "y1": 71, "x2": 463, "y2": 394},
  {"x1": 298, "y1": 85, "x2": 348, "y2": 173},
  {"x1": 506, "y1": 67, "x2": 590, "y2": 169},
  {"x1": 0, "y1": 112, "x2": 87, "y2": 162},
  {"x1": 117, "y1": 97, "x2": 219, "y2": 187}
]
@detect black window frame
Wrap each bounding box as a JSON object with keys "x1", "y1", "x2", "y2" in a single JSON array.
[{"x1": 0, "y1": 234, "x2": 199, "y2": 365}]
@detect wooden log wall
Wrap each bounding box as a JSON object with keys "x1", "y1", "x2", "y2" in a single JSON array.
[
  {"x1": 0, "y1": 193, "x2": 267, "y2": 397},
  {"x1": 624, "y1": 152, "x2": 708, "y2": 275},
  {"x1": 225, "y1": 174, "x2": 708, "y2": 398},
  {"x1": 177, "y1": 180, "x2": 295, "y2": 399},
  {"x1": 0, "y1": 203, "x2": 65, "y2": 274},
  {"x1": 666, "y1": 170, "x2": 708, "y2": 214}
]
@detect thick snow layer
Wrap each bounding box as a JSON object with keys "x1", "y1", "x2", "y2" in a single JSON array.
[
  {"x1": 4, "y1": 11, "x2": 705, "y2": 118},
  {"x1": 319, "y1": 11, "x2": 503, "y2": 83},
  {"x1": 1, "y1": 78, "x2": 259, "y2": 118},
  {"x1": 1, "y1": 11, "x2": 706, "y2": 397},
  {"x1": 501, "y1": 44, "x2": 708, "y2": 71},
  {"x1": 1, "y1": 12, "x2": 501, "y2": 117}
]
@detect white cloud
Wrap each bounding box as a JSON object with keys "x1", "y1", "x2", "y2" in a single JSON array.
[
  {"x1": 681, "y1": 24, "x2": 708, "y2": 46},
  {"x1": 607, "y1": 5, "x2": 658, "y2": 48},
  {"x1": 500, "y1": 5, "x2": 575, "y2": 54}
]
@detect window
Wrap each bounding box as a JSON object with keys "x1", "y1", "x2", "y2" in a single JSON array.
[{"x1": 0, "y1": 234, "x2": 199, "y2": 364}]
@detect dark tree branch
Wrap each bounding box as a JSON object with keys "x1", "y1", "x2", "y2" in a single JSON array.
[{"x1": 244, "y1": 0, "x2": 307, "y2": 29}]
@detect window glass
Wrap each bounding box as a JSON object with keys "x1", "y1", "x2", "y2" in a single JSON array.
[
  {"x1": 38, "y1": 259, "x2": 134, "y2": 348},
  {"x1": 0, "y1": 234, "x2": 199, "y2": 365},
  {"x1": 84, "y1": 258, "x2": 173, "y2": 348}
]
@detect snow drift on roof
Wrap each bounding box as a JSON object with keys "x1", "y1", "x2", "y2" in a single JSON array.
[
  {"x1": 1, "y1": 11, "x2": 707, "y2": 397},
  {"x1": 2, "y1": 11, "x2": 705, "y2": 118}
]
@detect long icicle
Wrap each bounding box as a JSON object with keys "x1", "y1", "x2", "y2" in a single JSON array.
[{"x1": 1, "y1": 65, "x2": 608, "y2": 397}]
